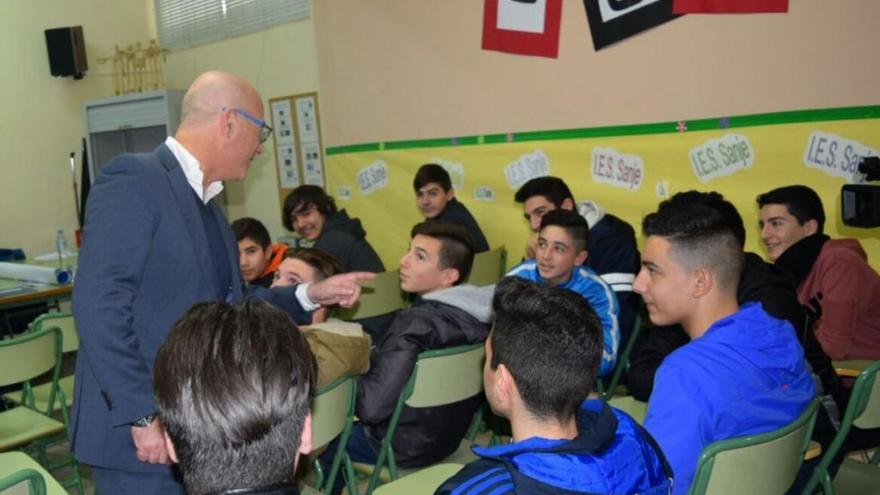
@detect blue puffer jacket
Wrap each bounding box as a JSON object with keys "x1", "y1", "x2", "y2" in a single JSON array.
[
  {"x1": 435, "y1": 399, "x2": 672, "y2": 495},
  {"x1": 506, "y1": 262, "x2": 619, "y2": 375},
  {"x1": 644, "y1": 303, "x2": 816, "y2": 495}
]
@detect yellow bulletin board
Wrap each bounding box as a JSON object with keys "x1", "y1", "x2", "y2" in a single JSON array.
[
  {"x1": 324, "y1": 106, "x2": 880, "y2": 272},
  {"x1": 268, "y1": 92, "x2": 326, "y2": 222}
]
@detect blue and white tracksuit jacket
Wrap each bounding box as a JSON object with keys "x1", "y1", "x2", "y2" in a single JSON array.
[{"x1": 506, "y1": 261, "x2": 619, "y2": 376}]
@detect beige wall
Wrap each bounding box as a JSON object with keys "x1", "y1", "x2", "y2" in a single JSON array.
[
  {"x1": 0, "y1": 0, "x2": 152, "y2": 256},
  {"x1": 160, "y1": 17, "x2": 321, "y2": 238},
  {"x1": 314, "y1": 0, "x2": 879, "y2": 147}
]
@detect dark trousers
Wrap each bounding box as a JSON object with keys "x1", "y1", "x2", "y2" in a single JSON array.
[{"x1": 91, "y1": 465, "x2": 184, "y2": 495}]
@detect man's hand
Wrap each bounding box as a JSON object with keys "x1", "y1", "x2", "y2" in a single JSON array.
[
  {"x1": 307, "y1": 271, "x2": 375, "y2": 308},
  {"x1": 131, "y1": 418, "x2": 172, "y2": 465},
  {"x1": 525, "y1": 233, "x2": 539, "y2": 259}
]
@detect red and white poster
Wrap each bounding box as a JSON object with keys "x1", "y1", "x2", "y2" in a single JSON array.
[
  {"x1": 482, "y1": 0, "x2": 563, "y2": 59},
  {"x1": 673, "y1": 0, "x2": 788, "y2": 14}
]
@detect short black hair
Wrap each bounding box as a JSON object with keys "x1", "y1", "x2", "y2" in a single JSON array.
[
  {"x1": 514, "y1": 176, "x2": 574, "y2": 207},
  {"x1": 410, "y1": 221, "x2": 474, "y2": 284},
  {"x1": 283, "y1": 247, "x2": 344, "y2": 281},
  {"x1": 667, "y1": 191, "x2": 746, "y2": 246},
  {"x1": 231, "y1": 217, "x2": 271, "y2": 249},
  {"x1": 643, "y1": 197, "x2": 744, "y2": 291},
  {"x1": 282, "y1": 185, "x2": 338, "y2": 232},
  {"x1": 756, "y1": 185, "x2": 826, "y2": 233},
  {"x1": 413, "y1": 163, "x2": 452, "y2": 192},
  {"x1": 539, "y1": 209, "x2": 589, "y2": 252},
  {"x1": 490, "y1": 277, "x2": 602, "y2": 423},
  {"x1": 154, "y1": 300, "x2": 314, "y2": 495}
]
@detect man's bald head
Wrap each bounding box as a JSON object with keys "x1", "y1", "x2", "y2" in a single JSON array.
[{"x1": 179, "y1": 71, "x2": 261, "y2": 129}]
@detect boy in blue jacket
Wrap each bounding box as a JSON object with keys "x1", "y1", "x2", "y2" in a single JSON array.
[
  {"x1": 506, "y1": 209, "x2": 619, "y2": 375},
  {"x1": 637, "y1": 195, "x2": 815, "y2": 495},
  {"x1": 436, "y1": 277, "x2": 671, "y2": 494}
]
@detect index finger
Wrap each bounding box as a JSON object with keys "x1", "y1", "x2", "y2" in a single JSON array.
[{"x1": 340, "y1": 271, "x2": 376, "y2": 284}]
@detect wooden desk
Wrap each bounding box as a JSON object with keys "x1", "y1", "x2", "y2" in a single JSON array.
[{"x1": 0, "y1": 279, "x2": 72, "y2": 311}]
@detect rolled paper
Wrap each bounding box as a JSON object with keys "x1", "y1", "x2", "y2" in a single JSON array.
[{"x1": 0, "y1": 262, "x2": 70, "y2": 285}]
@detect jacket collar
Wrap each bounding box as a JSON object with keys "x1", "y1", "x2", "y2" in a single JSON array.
[
  {"x1": 205, "y1": 483, "x2": 299, "y2": 495},
  {"x1": 774, "y1": 233, "x2": 829, "y2": 287}
]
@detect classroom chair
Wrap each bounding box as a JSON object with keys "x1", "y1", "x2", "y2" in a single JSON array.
[
  {"x1": 597, "y1": 309, "x2": 645, "y2": 400},
  {"x1": 0, "y1": 327, "x2": 83, "y2": 494},
  {"x1": 302, "y1": 376, "x2": 359, "y2": 495},
  {"x1": 3, "y1": 312, "x2": 78, "y2": 415},
  {"x1": 372, "y1": 464, "x2": 464, "y2": 495},
  {"x1": 687, "y1": 398, "x2": 820, "y2": 495},
  {"x1": 336, "y1": 270, "x2": 406, "y2": 321},
  {"x1": 801, "y1": 361, "x2": 880, "y2": 495},
  {"x1": 0, "y1": 451, "x2": 68, "y2": 495},
  {"x1": 463, "y1": 245, "x2": 506, "y2": 286},
  {"x1": 353, "y1": 343, "x2": 486, "y2": 495}
]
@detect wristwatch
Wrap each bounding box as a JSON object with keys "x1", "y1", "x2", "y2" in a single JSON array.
[{"x1": 131, "y1": 414, "x2": 157, "y2": 427}]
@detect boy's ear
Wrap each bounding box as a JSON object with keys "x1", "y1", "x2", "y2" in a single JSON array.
[
  {"x1": 560, "y1": 198, "x2": 575, "y2": 210},
  {"x1": 574, "y1": 249, "x2": 588, "y2": 267},
  {"x1": 692, "y1": 267, "x2": 713, "y2": 298},
  {"x1": 802, "y1": 218, "x2": 819, "y2": 236},
  {"x1": 439, "y1": 267, "x2": 461, "y2": 287}
]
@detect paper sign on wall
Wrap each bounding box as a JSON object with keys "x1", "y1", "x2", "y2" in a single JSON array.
[
  {"x1": 689, "y1": 133, "x2": 755, "y2": 183},
  {"x1": 358, "y1": 160, "x2": 389, "y2": 195},
  {"x1": 276, "y1": 145, "x2": 300, "y2": 189},
  {"x1": 271, "y1": 100, "x2": 295, "y2": 146},
  {"x1": 591, "y1": 146, "x2": 644, "y2": 191},
  {"x1": 803, "y1": 131, "x2": 876, "y2": 183},
  {"x1": 505, "y1": 150, "x2": 550, "y2": 189},
  {"x1": 475, "y1": 186, "x2": 496, "y2": 202}
]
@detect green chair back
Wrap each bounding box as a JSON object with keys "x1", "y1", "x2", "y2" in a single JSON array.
[
  {"x1": 0, "y1": 468, "x2": 46, "y2": 495},
  {"x1": 689, "y1": 398, "x2": 819, "y2": 495},
  {"x1": 0, "y1": 452, "x2": 69, "y2": 495},
  {"x1": 802, "y1": 361, "x2": 880, "y2": 495},
  {"x1": 337, "y1": 270, "x2": 406, "y2": 320},
  {"x1": 32, "y1": 313, "x2": 78, "y2": 354},
  {"x1": 372, "y1": 463, "x2": 464, "y2": 495},
  {"x1": 464, "y1": 246, "x2": 506, "y2": 286},
  {"x1": 0, "y1": 327, "x2": 61, "y2": 388},
  {"x1": 308, "y1": 376, "x2": 358, "y2": 495},
  {"x1": 599, "y1": 309, "x2": 644, "y2": 399},
  {"x1": 365, "y1": 343, "x2": 485, "y2": 494}
]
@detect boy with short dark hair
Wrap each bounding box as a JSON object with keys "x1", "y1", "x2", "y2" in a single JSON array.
[
  {"x1": 320, "y1": 221, "x2": 492, "y2": 494},
  {"x1": 154, "y1": 300, "x2": 313, "y2": 495},
  {"x1": 436, "y1": 277, "x2": 671, "y2": 495},
  {"x1": 514, "y1": 176, "x2": 640, "y2": 345},
  {"x1": 413, "y1": 163, "x2": 489, "y2": 253},
  {"x1": 757, "y1": 184, "x2": 880, "y2": 359},
  {"x1": 638, "y1": 195, "x2": 815, "y2": 495},
  {"x1": 231, "y1": 217, "x2": 286, "y2": 287},
  {"x1": 506, "y1": 209, "x2": 619, "y2": 375}
]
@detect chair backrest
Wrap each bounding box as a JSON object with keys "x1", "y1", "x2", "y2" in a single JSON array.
[
  {"x1": 0, "y1": 468, "x2": 47, "y2": 495},
  {"x1": 32, "y1": 312, "x2": 78, "y2": 354},
  {"x1": 464, "y1": 246, "x2": 506, "y2": 286},
  {"x1": 309, "y1": 376, "x2": 357, "y2": 452},
  {"x1": 689, "y1": 398, "x2": 819, "y2": 495},
  {"x1": 336, "y1": 270, "x2": 406, "y2": 320},
  {"x1": 405, "y1": 343, "x2": 485, "y2": 408},
  {"x1": 0, "y1": 326, "x2": 61, "y2": 388},
  {"x1": 851, "y1": 361, "x2": 880, "y2": 430}
]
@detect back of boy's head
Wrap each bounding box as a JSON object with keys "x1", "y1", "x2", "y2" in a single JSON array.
[
  {"x1": 154, "y1": 300, "x2": 314, "y2": 495},
  {"x1": 643, "y1": 196, "x2": 744, "y2": 292},
  {"x1": 756, "y1": 184, "x2": 826, "y2": 233},
  {"x1": 514, "y1": 176, "x2": 575, "y2": 207},
  {"x1": 231, "y1": 217, "x2": 271, "y2": 249},
  {"x1": 410, "y1": 221, "x2": 474, "y2": 284},
  {"x1": 413, "y1": 163, "x2": 452, "y2": 192},
  {"x1": 491, "y1": 277, "x2": 601, "y2": 423},
  {"x1": 284, "y1": 247, "x2": 344, "y2": 281},
  {"x1": 539, "y1": 208, "x2": 589, "y2": 252},
  {"x1": 282, "y1": 185, "x2": 338, "y2": 231}
]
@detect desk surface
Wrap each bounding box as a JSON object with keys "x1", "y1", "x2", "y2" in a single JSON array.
[{"x1": 0, "y1": 278, "x2": 72, "y2": 309}]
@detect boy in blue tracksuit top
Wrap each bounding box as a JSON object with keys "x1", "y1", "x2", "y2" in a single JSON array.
[
  {"x1": 506, "y1": 209, "x2": 619, "y2": 376},
  {"x1": 436, "y1": 277, "x2": 671, "y2": 495},
  {"x1": 636, "y1": 193, "x2": 815, "y2": 495}
]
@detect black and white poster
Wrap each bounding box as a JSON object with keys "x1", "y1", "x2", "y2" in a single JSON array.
[{"x1": 583, "y1": 0, "x2": 681, "y2": 51}]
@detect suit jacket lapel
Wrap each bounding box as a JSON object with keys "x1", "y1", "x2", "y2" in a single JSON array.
[
  {"x1": 211, "y1": 200, "x2": 243, "y2": 301},
  {"x1": 156, "y1": 144, "x2": 218, "y2": 294}
]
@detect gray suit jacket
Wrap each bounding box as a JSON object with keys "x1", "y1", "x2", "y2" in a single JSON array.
[{"x1": 71, "y1": 144, "x2": 306, "y2": 472}]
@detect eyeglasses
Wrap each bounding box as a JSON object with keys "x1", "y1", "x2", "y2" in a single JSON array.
[{"x1": 222, "y1": 107, "x2": 273, "y2": 143}]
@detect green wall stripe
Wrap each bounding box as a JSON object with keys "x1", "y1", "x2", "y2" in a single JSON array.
[{"x1": 325, "y1": 105, "x2": 880, "y2": 156}]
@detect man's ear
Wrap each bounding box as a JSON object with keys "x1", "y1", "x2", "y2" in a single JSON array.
[
  {"x1": 574, "y1": 249, "x2": 588, "y2": 267},
  {"x1": 163, "y1": 431, "x2": 179, "y2": 464},
  {"x1": 298, "y1": 413, "x2": 313, "y2": 455}
]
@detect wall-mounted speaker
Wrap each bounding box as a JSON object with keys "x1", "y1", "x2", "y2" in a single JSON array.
[{"x1": 45, "y1": 26, "x2": 88, "y2": 80}]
